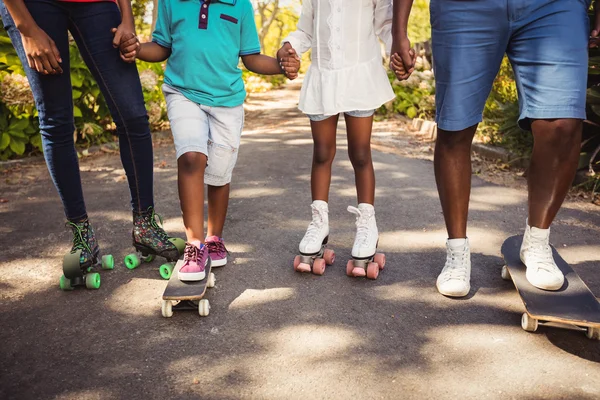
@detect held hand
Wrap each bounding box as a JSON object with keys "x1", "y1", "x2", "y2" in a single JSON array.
[
  {"x1": 390, "y1": 37, "x2": 416, "y2": 80},
  {"x1": 111, "y1": 23, "x2": 139, "y2": 63},
  {"x1": 280, "y1": 48, "x2": 301, "y2": 80},
  {"x1": 591, "y1": 3, "x2": 600, "y2": 48},
  {"x1": 20, "y1": 27, "x2": 63, "y2": 75}
]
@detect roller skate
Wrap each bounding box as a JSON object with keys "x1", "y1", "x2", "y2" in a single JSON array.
[
  {"x1": 346, "y1": 204, "x2": 385, "y2": 280},
  {"x1": 59, "y1": 219, "x2": 114, "y2": 291},
  {"x1": 293, "y1": 200, "x2": 335, "y2": 275},
  {"x1": 123, "y1": 206, "x2": 186, "y2": 280}
]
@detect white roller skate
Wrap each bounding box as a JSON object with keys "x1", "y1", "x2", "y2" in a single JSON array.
[
  {"x1": 346, "y1": 203, "x2": 385, "y2": 280},
  {"x1": 293, "y1": 200, "x2": 335, "y2": 275}
]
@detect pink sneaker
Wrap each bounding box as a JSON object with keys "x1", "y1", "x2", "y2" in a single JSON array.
[
  {"x1": 178, "y1": 241, "x2": 208, "y2": 281},
  {"x1": 205, "y1": 236, "x2": 227, "y2": 267}
]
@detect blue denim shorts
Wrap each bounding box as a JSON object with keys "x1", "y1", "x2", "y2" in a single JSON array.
[
  {"x1": 162, "y1": 84, "x2": 243, "y2": 186},
  {"x1": 307, "y1": 109, "x2": 375, "y2": 122},
  {"x1": 431, "y1": 0, "x2": 591, "y2": 131}
]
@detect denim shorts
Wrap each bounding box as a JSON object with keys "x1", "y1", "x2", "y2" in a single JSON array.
[
  {"x1": 307, "y1": 109, "x2": 375, "y2": 122},
  {"x1": 431, "y1": 0, "x2": 590, "y2": 131},
  {"x1": 162, "y1": 84, "x2": 243, "y2": 186}
]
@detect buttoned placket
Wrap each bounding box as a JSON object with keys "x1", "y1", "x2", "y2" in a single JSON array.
[{"x1": 199, "y1": 0, "x2": 210, "y2": 30}]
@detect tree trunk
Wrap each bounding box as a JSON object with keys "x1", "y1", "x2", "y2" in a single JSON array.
[
  {"x1": 256, "y1": 1, "x2": 280, "y2": 52},
  {"x1": 151, "y1": 0, "x2": 158, "y2": 32}
]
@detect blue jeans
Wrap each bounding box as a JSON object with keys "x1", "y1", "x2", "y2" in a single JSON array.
[
  {"x1": 0, "y1": 0, "x2": 154, "y2": 221},
  {"x1": 431, "y1": 0, "x2": 590, "y2": 132}
]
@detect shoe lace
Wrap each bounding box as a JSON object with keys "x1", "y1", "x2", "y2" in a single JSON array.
[
  {"x1": 206, "y1": 240, "x2": 226, "y2": 254},
  {"x1": 304, "y1": 204, "x2": 325, "y2": 243},
  {"x1": 527, "y1": 237, "x2": 555, "y2": 273},
  {"x1": 67, "y1": 221, "x2": 91, "y2": 254},
  {"x1": 444, "y1": 246, "x2": 468, "y2": 280},
  {"x1": 348, "y1": 206, "x2": 371, "y2": 247},
  {"x1": 184, "y1": 244, "x2": 200, "y2": 262}
]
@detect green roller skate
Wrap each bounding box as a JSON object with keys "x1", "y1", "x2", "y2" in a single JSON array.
[
  {"x1": 124, "y1": 206, "x2": 185, "y2": 280},
  {"x1": 59, "y1": 219, "x2": 114, "y2": 291}
]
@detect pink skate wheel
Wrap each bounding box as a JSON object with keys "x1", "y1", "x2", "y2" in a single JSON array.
[
  {"x1": 353, "y1": 266, "x2": 366, "y2": 277},
  {"x1": 293, "y1": 255, "x2": 302, "y2": 271},
  {"x1": 297, "y1": 263, "x2": 311, "y2": 273},
  {"x1": 312, "y1": 259, "x2": 326, "y2": 275},
  {"x1": 323, "y1": 249, "x2": 335, "y2": 265},
  {"x1": 374, "y1": 253, "x2": 386, "y2": 270},
  {"x1": 346, "y1": 260, "x2": 354, "y2": 277},
  {"x1": 367, "y1": 262, "x2": 379, "y2": 280}
]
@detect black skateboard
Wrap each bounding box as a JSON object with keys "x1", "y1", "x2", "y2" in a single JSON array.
[{"x1": 161, "y1": 259, "x2": 215, "y2": 318}]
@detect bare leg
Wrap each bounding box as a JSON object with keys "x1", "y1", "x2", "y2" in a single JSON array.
[
  {"x1": 434, "y1": 125, "x2": 478, "y2": 238},
  {"x1": 345, "y1": 114, "x2": 375, "y2": 205},
  {"x1": 177, "y1": 152, "x2": 207, "y2": 243},
  {"x1": 310, "y1": 115, "x2": 339, "y2": 202},
  {"x1": 206, "y1": 184, "x2": 230, "y2": 238}
]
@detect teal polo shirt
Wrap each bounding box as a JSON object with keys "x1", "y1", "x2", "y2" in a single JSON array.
[{"x1": 152, "y1": 0, "x2": 261, "y2": 107}]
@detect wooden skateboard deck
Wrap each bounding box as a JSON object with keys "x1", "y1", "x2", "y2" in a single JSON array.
[
  {"x1": 160, "y1": 259, "x2": 215, "y2": 318},
  {"x1": 501, "y1": 235, "x2": 600, "y2": 339}
]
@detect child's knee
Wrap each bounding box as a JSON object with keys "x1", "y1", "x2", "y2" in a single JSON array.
[
  {"x1": 313, "y1": 146, "x2": 335, "y2": 165},
  {"x1": 349, "y1": 149, "x2": 372, "y2": 169},
  {"x1": 204, "y1": 141, "x2": 239, "y2": 186},
  {"x1": 178, "y1": 152, "x2": 208, "y2": 175}
]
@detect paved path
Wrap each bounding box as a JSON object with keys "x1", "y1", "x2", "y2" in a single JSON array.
[{"x1": 1, "y1": 83, "x2": 600, "y2": 400}]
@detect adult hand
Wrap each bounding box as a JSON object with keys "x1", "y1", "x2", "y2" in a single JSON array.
[
  {"x1": 390, "y1": 36, "x2": 415, "y2": 80},
  {"x1": 111, "y1": 22, "x2": 138, "y2": 63},
  {"x1": 591, "y1": 1, "x2": 600, "y2": 48},
  {"x1": 20, "y1": 27, "x2": 62, "y2": 75}
]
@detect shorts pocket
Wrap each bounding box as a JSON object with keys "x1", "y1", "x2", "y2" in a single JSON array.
[{"x1": 205, "y1": 140, "x2": 239, "y2": 186}]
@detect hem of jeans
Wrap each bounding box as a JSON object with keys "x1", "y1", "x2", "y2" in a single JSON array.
[
  {"x1": 67, "y1": 213, "x2": 89, "y2": 223},
  {"x1": 436, "y1": 114, "x2": 482, "y2": 132},
  {"x1": 176, "y1": 146, "x2": 208, "y2": 160},
  {"x1": 520, "y1": 107, "x2": 586, "y2": 120}
]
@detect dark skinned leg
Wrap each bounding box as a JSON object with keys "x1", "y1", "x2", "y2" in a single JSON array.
[
  {"x1": 345, "y1": 114, "x2": 375, "y2": 205},
  {"x1": 527, "y1": 119, "x2": 581, "y2": 229},
  {"x1": 434, "y1": 125, "x2": 478, "y2": 239},
  {"x1": 177, "y1": 152, "x2": 207, "y2": 243},
  {"x1": 310, "y1": 115, "x2": 339, "y2": 202},
  {"x1": 206, "y1": 184, "x2": 229, "y2": 238}
]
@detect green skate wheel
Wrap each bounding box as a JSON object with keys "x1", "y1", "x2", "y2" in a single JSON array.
[
  {"x1": 124, "y1": 253, "x2": 141, "y2": 270},
  {"x1": 142, "y1": 254, "x2": 155, "y2": 263},
  {"x1": 85, "y1": 272, "x2": 101, "y2": 290},
  {"x1": 159, "y1": 263, "x2": 174, "y2": 280},
  {"x1": 169, "y1": 237, "x2": 186, "y2": 255},
  {"x1": 63, "y1": 250, "x2": 83, "y2": 279},
  {"x1": 101, "y1": 254, "x2": 115, "y2": 270},
  {"x1": 59, "y1": 275, "x2": 74, "y2": 291}
]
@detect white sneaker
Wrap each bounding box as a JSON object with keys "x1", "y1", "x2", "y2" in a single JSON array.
[
  {"x1": 520, "y1": 222, "x2": 564, "y2": 291},
  {"x1": 348, "y1": 203, "x2": 378, "y2": 259},
  {"x1": 437, "y1": 238, "x2": 471, "y2": 297},
  {"x1": 299, "y1": 200, "x2": 329, "y2": 254}
]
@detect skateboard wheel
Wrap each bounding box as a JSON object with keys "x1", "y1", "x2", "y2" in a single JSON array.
[
  {"x1": 142, "y1": 254, "x2": 155, "y2": 263},
  {"x1": 367, "y1": 262, "x2": 380, "y2": 280},
  {"x1": 207, "y1": 273, "x2": 216, "y2": 288},
  {"x1": 374, "y1": 253, "x2": 386, "y2": 270},
  {"x1": 101, "y1": 254, "x2": 115, "y2": 270},
  {"x1": 521, "y1": 313, "x2": 538, "y2": 332},
  {"x1": 59, "y1": 275, "x2": 73, "y2": 291},
  {"x1": 85, "y1": 272, "x2": 101, "y2": 290},
  {"x1": 323, "y1": 249, "x2": 335, "y2": 265},
  {"x1": 501, "y1": 265, "x2": 510, "y2": 281},
  {"x1": 199, "y1": 299, "x2": 210, "y2": 317},
  {"x1": 161, "y1": 300, "x2": 173, "y2": 318},
  {"x1": 586, "y1": 327, "x2": 600, "y2": 340},
  {"x1": 346, "y1": 260, "x2": 354, "y2": 277},
  {"x1": 293, "y1": 255, "x2": 302, "y2": 271},
  {"x1": 169, "y1": 237, "x2": 186, "y2": 255},
  {"x1": 159, "y1": 263, "x2": 174, "y2": 280},
  {"x1": 312, "y1": 259, "x2": 326, "y2": 275},
  {"x1": 124, "y1": 253, "x2": 141, "y2": 270},
  {"x1": 63, "y1": 250, "x2": 83, "y2": 279}
]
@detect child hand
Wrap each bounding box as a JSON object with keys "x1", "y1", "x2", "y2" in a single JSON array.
[
  {"x1": 390, "y1": 51, "x2": 416, "y2": 81},
  {"x1": 280, "y1": 48, "x2": 301, "y2": 80},
  {"x1": 111, "y1": 29, "x2": 140, "y2": 63}
]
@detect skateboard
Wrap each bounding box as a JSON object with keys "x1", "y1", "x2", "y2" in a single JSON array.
[
  {"x1": 124, "y1": 237, "x2": 186, "y2": 280},
  {"x1": 346, "y1": 252, "x2": 385, "y2": 280},
  {"x1": 161, "y1": 259, "x2": 215, "y2": 318},
  {"x1": 59, "y1": 250, "x2": 114, "y2": 291},
  {"x1": 501, "y1": 235, "x2": 600, "y2": 340},
  {"x1": 293, "y1": 238, "x2": 335, "y2": 275}
]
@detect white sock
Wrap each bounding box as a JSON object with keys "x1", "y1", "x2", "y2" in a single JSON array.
[{"x1": 448, "y1": 238, "x2": 467, "y2": 248}]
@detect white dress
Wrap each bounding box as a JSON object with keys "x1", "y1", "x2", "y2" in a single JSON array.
[{"x1": 284, "y1": 0, "x2": 395, "y2": 116}]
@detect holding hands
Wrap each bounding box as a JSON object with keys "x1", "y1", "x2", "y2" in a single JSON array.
[
  {"x1": 277, "y1": 42, "x2": 301, "y2": 80},
  {"x1": 112, "y1": 28, "x2": 140, "y2": 63},
  {"x1": 390, "y1": 37, "x2": 416, "y2": 81}
]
